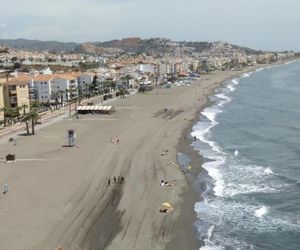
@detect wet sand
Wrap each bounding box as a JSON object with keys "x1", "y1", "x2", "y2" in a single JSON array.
[{"x1": 0, "y1": 67, "x2": 261, "y2": 250}]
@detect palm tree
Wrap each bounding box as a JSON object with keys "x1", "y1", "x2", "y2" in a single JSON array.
[
  {"x1": 57, "y1": 90, "x2": 65, "y2": 106},
  {"x1": 21, "y1": 104, "x2": 28, "y2": 116},
  {"x1": 30, "y1": 101, "x2": 40, "y2": 111},
  {"x1": 78, "y1": 85, "x2": 83, "y2": 98},
  {"x1": 52, "y1": 91, "x2": 59, "y2": 109},
  {"x1": 4, "y1": 107, "x2": 14, "y2": 125},
  {"x1": 21, "y1": 113, "x2": 31, "y2": 135},
  {"x1": 22, "y1": 109, "x2": 40, "y2": 135},
  {"x1": 65, "y1": 89, "x2": 70, "y2": 103},
  {"x1": 84, "y1": 83, "x2": 89, "y2": 97},
  {"x1": 92, "y1": 75, "x2": 98, "y2": 91},
  {"x1": 14, "y1": 107, "x2": 22, "y2": 122},
  {"x1": 30, "y1": 109, "x2": 40, "y2": 135},
  {"x1": 0, "y1": 107, "x2": 7, "y2": 126}
]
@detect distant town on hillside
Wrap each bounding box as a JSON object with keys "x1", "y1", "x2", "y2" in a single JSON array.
[{"x1": 0, "y1": 37, "x2": 298, "y2": 125}]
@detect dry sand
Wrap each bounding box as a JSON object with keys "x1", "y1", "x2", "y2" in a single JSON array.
[{"x1": 0, "y1": 67, "x2": 259, "y2": 250}]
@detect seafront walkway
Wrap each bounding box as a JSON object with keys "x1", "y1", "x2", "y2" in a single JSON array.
[{"x1": 0, "y1": 89, "x2": 137, "y2": 140}]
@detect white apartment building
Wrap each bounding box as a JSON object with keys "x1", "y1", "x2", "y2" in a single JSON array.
[
  {"x1": 51, "y1": 74, "x2": 79, "y2": 102},
  {"x1": 32, "y1": 75, "x2": 53, "y2": 103},
  {"x1": 139, "y1": 64, "x2": 155, "y2": 74}
]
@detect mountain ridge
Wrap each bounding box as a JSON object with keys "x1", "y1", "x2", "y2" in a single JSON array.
[{"x1": 0, "y1": 37, "x2": 265, "y2": 55}]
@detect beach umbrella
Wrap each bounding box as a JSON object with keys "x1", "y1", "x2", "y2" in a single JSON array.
[{"x1": 162, "y1": 202, "x2": 172, "y2": 208}]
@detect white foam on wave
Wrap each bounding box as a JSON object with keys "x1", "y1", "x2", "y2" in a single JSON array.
[
  {"x1": 215, "y1": 93, "x2": 231, "y2": 102},
  {"x1": 264, "y1": 167, "x2": 273, "y2": 175},
  {"x1": 215, "y1": 163, "x2": 281, "y2": 197},
  {"x1": 255, "y1": 206, "x2": 269, "y2": 218},
  {"x1": 195, "y1": 195, "x2": 300, "y2": 249},
  {"x1": 231, "y1": 79, "x2": 239, "y2": 85},
  {"x1": 201, "y1": 106, "x2": 222, "y2": 123},
  {"x1": 202, "y1": 159, "x2": 226, "y2": 197},
  {"x1": 217, "y1": 101, "x2": 227, "y2": 107},
  {"x1": 192, "y1": 130, "x2": 222, "y2": 154},
  {"x1": 227, "y1": 84, "x2": 236, "y2": 92},
  {"x1": 200, "y1": 245, "x2": 224, "y2": 250},
  {"x1": 200, "y1": 244, "x2": 224, "y2": 250},
  {"x1": 207, "y1": 225, "x2": 215, "y2": 240},
  {"x1": 242, "y1": 72, "x2": 252, "y2": 78}
]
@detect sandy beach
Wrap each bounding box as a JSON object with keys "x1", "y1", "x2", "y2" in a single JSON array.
[{"x1": 0, "y1": 66, "x2": 260, "y2": 250}]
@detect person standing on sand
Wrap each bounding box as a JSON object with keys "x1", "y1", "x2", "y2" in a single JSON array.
[{"x1": 107, "y1": 179, "x2": 110, "y2": 187}]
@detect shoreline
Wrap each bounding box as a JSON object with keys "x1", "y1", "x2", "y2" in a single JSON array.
[
  {"x1": 0, "y1": 60, "x2": 296, "y2": 250},
  {"x1": 166, "y1": 61, "x2": 293, "y2": 250}
]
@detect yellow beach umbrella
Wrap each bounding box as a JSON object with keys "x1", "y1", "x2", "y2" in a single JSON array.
[{"x1": 162, "y1": 202, "x2": 172, "y2": 208}]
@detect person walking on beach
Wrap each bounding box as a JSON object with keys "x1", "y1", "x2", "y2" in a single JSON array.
[
  {"x1": 107, "y1": 179, "x2": 110, "y2": 187},
  {"x1": 113, "y1": 176, "x2": 117, "y2": 183}
]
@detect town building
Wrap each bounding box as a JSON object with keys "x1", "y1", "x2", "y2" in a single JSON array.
[
  {"x1": 0, "y1": 78, "x2": 5, "y2": 122},
  {"x1": 77, "y1": 72, "x2": 95, "y2": 95},
  {"x1": 51, "y1": 74, "x2": 79, "y2": 102},
  {"x1": 2, "y1": 77, "x2": 30, "y2": 112},
  {"x1": 32, "y1": 75, "x2": 54, "y2": 103}
]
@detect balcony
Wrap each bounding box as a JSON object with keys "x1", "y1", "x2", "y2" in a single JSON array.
[{"x1": 9, "y1": 90, "x2": 17, "y2": 95}]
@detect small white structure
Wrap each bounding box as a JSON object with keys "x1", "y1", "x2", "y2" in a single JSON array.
[{"x1": 77, "y1": 105, "x2": 114, "y2": 114}]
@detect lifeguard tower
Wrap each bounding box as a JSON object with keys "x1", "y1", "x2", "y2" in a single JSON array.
[{"x1": 67, "y1": 129, "x2": 76, "y2": 147}]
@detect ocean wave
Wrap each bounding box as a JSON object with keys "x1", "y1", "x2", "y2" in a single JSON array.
[
  {"x1": 231, "y1": 79, "x2": 239, "y2": 85},
  {"x1": 195, "y1": 198, "x2": 300, "y2": 250},
  {"x1": 255, "y1": 206, "x2": 269, "y2": 218},
  {"x1": 242, "y1": 72, "x2": 253, "y2": 78},
  {"x1": 204, "y1": 162, "x2": 281, "y2": 197},
  {"x1": 226, "y1": 84, "x2": 236, "y2": 92},
  {"x1": 201, "y1": 107, "x2": 222, "y2": 123},
  {"x1": 193, "y1": 61, "x2": 300, "y2": 250},
  {"x1": 264, "y1": 167, "x2": 273, "y2": 175},
  {"x1": 202, "y1": 160, "x2": 226, "y2": 197},
  {"x1": 193, "y1": 107, "x2": 282, "y2": 198},
  {"x1": 215, "y1": 93, "x2": 231, "y2": 102}
]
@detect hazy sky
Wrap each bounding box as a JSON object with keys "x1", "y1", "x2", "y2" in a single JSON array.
[{"x1": 0, "y1": 0, "x2": 299, "y2": 51}]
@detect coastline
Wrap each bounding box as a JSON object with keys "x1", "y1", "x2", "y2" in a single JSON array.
[
  {"x1": 0, "y1": 60, "x2": 295, "y2": 250},
  {"x1": 166, "y1": 61, "x2": 292, "y2": 250}
]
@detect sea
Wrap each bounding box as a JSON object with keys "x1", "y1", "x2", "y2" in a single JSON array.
[{"x1": 191, "y1": 60, "x2": 300, "y2": 250}]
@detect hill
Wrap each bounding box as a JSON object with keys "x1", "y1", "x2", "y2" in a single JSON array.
[
  {"x1": 0, "y1": 37, "x2": 264, "y2": 56},
  {"x1": 0, "y1": 38, "x2": 79, "y2": 52}
]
